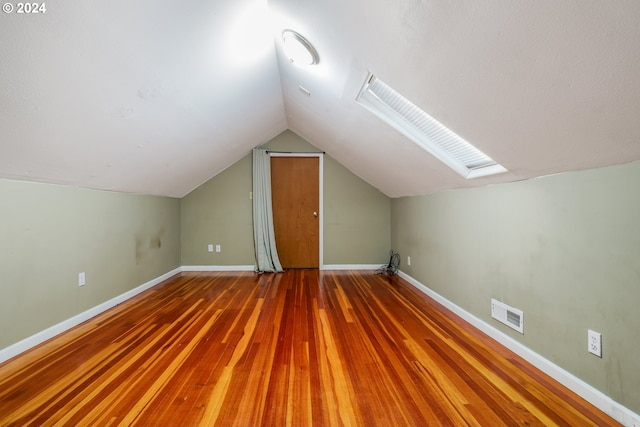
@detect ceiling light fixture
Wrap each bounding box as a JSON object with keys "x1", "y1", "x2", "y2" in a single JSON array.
[{"x1": 282, "y1": 30, "x2": 319, "y2": 65}]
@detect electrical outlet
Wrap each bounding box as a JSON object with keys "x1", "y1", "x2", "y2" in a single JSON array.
[
  {"x1": 588, "y1": 329, "x2": 602, "y2": 357},
  {"x1": 407, "y1": 256, "x2": 411, "y2": 266},
  {"x1": 78, "y1": 272, "x2": 86, "y2": 287},
  {"x1": 216, "y1": 244, "x2": 221, "y2": 253},
  {"x1": 207, "y1": 244, "x2": 213, "y2": 252}
]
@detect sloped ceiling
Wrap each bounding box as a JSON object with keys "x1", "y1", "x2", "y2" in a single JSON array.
[{"x1": 2, "y1": 0, "x2": 640, "y2": 198}]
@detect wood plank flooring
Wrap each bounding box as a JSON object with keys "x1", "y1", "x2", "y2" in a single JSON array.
[{"x1": 0, "y1": 270, "x2": 619, "y2": 426}]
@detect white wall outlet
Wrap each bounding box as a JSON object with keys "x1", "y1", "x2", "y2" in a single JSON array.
[
  {"x1": 588, "y1": 329, "x2": 602, "y2": 357},
  {"x1": 207, "y1": 244, "x2": 214, "y2": 252},
  {"x1": 407, "y1": 256, "x2": 411, "y2": 266},
  {"x1": 215, "y1": 244, "x2": 221, "y2": 253},
  {"x1": 78, "y1": 272, "x2": 86, "y2": 287}
]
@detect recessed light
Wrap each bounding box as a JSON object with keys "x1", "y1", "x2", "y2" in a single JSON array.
[{"x1": 282, "y1": 30, "x2": 319, "y2": 65}]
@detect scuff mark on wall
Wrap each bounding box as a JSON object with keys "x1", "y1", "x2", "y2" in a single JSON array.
[{"x1": 135, "y1": 227, "x2": 165, "y2": 265}]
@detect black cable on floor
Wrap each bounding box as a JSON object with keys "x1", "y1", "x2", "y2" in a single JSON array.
[{"x1": 375, "y1": 250, "x2": 400, "y2": 276}]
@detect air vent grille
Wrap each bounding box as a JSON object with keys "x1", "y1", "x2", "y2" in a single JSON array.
[{"x1": 491, "y1": 299, "x2": 524, "y2": 334}]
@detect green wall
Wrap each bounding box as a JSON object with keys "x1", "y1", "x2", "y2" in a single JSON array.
[
  {"x1": 391, "y1": 161, "x2": 640, "y2": 413},
  {"x1": 180, "y1": 154, "x2": 254, "y2": 266},
  {"x1": 0, "y1": 179, "x2": 181, "y2": 350},
  {"x1": 181, "y1": 130, "x2": 391, "y2": 267}
]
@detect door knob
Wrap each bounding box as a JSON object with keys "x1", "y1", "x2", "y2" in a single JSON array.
[{"x1": 313, "y1": 211, "x2": 318, "y2": 217}]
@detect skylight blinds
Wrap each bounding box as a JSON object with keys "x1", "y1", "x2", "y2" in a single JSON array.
[{"x1": 357, "y1": 75, "x2": 507, "y2": 178}]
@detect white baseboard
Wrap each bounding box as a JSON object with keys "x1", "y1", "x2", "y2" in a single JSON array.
[
  {"x1": 321, "y1": 264, "x2": 379, "y2": 270},
  {"x1": 181, "y1": 265, "x2": 255, "y2": 272},
  {"x1": 398, "y1": 271, "x2": 640, "y2": 427},
  {"x1": 0, "y1": 267, "x2": 182, "y2": 365},
  {"x1": 182, "y1": 264, "x2": 381, "y2": 271}
]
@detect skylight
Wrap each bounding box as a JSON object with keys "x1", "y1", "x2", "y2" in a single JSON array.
[{"x1": 356, "y1": 74, "x2": 507, "y2": 179}]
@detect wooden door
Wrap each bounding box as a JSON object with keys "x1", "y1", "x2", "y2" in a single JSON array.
[{"x1": 271, "y1": 156, "x2": 319, "y2": 269}]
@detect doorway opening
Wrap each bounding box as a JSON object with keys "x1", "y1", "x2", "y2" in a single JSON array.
[{"x1": 269, "y1": 153, "x2": 323, "y2": 269}]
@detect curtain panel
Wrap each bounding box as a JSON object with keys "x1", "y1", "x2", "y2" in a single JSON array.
[{"x1": 252, "y1": 149, "x2": 283, "y2": 273}]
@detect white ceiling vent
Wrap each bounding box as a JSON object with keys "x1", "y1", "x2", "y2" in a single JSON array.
[{"x1": 356, "y1": 74, "x2": 507, "y2": 179}]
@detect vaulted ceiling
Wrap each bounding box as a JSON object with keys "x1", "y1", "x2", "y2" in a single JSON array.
[{"x1": 2, "y1": 0, "x2": 640, "y2": 198}]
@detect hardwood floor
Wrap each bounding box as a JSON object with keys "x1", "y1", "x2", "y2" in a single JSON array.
[{"x1": 0, "y1": 270, "x2": 618, "y2": 426}]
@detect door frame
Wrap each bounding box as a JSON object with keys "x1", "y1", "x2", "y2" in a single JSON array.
[{"x1": 269, "y1": 152, "x2": 323, "y2": 269}]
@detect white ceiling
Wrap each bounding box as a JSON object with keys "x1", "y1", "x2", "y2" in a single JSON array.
[{"x1": 2, "y1": 0, "x2": 640, "y2": 198}]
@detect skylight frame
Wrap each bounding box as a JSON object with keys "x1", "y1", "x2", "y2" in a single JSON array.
[{"x1": 356, "y1": 74, "x2": 507, "y2": 179}]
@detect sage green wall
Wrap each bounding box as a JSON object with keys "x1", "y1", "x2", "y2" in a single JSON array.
[
  {"x1": 180, "y1": 154, "x2": 255, "y2": 266},
  {"x1": 180, "y1": 130, "x2": 391, "y2": 266},
  {"x1": 391, "y1": 161, "x2": 640, "y2": 413},
  {"x1": 0, "y1": 179, "x2": 181, "y2": 350},
  {"x1": 323, "y1": 155, "x2": 391, "y2": 264}
]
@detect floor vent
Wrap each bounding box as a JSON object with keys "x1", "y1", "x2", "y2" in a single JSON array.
[{"x1": 491, "y1": 299, "x2": 524, "y2": 334}]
